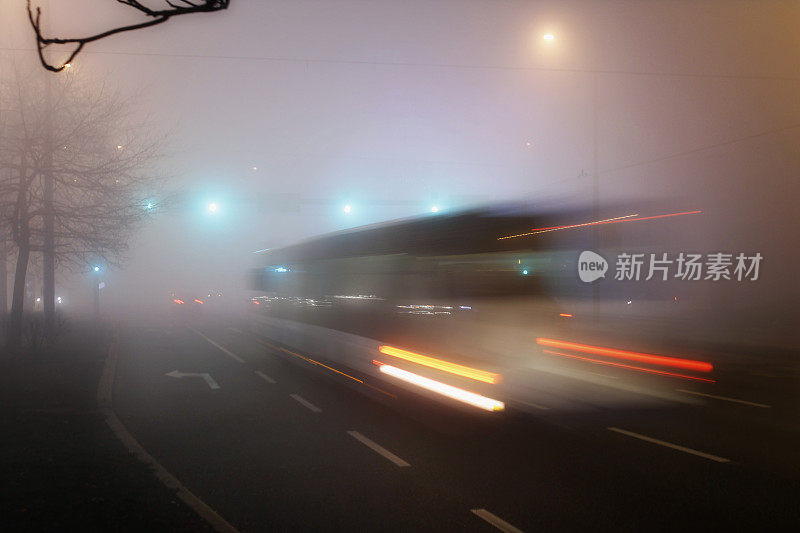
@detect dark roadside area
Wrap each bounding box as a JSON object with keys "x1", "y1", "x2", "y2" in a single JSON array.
[{"x1": 0, "y1": 318, "x2": 213, "y2": 532}]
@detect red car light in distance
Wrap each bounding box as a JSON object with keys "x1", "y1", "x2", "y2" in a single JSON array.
[
  {"x1": 173, "y1": 299, "x2": 184, "y2": 305},
  {"x1": 378, "y1": 345, "x2": 501, "y2": 384},
  {"x1": 193, "y1": 299, "x2": 204, "y2": 304},
  {"x1": 536, "y1": 338, "x2": 713, "y2": 373}
]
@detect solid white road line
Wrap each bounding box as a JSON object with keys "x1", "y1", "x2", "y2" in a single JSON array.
[
  {"x1": 191, "y1": 328, "x2": 245, "y2": 363},
  {"x1": 470, "y1": 509, "x2": 525, "y2": 533},
  {"x1": 290, "y1": 394, "x2": 322, "y2": 413},
  {"x1": 346, "y1": 431, "x2": 410, "y2": 467},
  {"x1": 588, "y1": 371, "x2": 619, "y2": 380},
  {"x1": 255, "y1": 371, "x2": 276, "y2": 384},
  {"x1": 607, "y1": 427, "x2": 731, "y2": 463},
  {"x1": 100, "y1": 341, "x2": 239, "y2": 533},
  {"x1": 676, "y1": 389, "x2": 771, "y2": 408}
]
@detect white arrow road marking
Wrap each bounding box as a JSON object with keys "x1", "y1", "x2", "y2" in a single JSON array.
[
  {"x1": 471, "y1": 509, "x2": 525, "y2": 533},
  {"x1": 166, "y1": 370, "x2": 220, "y2": 390}
]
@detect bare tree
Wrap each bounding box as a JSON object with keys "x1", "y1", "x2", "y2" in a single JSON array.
[
  {"x1": 27, "y1": 0, "x2": 231, "y2": 72},
  {"x1": 0, "y1": 67, "x2": 163, "y2": 348}
]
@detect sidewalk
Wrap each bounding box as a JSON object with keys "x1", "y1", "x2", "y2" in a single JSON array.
[{"x1": 0, "y1": 324, "x2": 213, "y2": 531}]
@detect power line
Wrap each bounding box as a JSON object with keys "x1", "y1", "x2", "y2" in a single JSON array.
[
  {"x1": 2, "y1": 46, "x2": 799, "y2": 82},
  {"x1": 600, "y1": 122, "x2": 800, "y2": 175}
]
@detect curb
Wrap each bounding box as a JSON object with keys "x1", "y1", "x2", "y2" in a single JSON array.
[{"x1": 98, "y1": 332, "x2": 239, "y2": 533}]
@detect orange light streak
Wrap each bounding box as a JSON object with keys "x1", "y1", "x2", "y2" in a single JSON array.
[
  {"x1": 498, "y1": 210, "x2": 702, "y2": 240},
  {"x1": 559, "y1": 313, "x2": 573, "y2": 317},
  {"x1": 257, "y1": 340, "x2": 396, "y2": 398},
  {"x1": 536, "y1": 338, "x2": 712, "y2": 372},
  {"x1": 378, "y1": 345, "x2": 501, "y2": 384},
  {"x1": 193, "y1": 299, "x2": 204, "y2": 304},
  {"x1": 173, "y1": 299, "x2": 184, "y2": 304},
  {"x1": 542, "y1": 349, "x2": 715, "y2": 382}
]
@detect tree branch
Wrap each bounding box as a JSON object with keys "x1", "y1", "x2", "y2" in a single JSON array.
[{"x1": 27, "y1": 0, "x2": 230, "y2": 72}]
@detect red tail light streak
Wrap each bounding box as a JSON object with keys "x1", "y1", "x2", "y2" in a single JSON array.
[
  {"x1": 172, "y1": 299, "x2": 184, "y2": 304},
  {"x1": 536, "y1": 338, "x2": 713, "y2": 373},
  {"x1": 193, "y1": 299, "x2": 204, "y2": 304},
  {"x1": 542, "y1": 350, "x2": 715, "y2": 382},
  {"x1": 498, "y1": 210, "x2": 702, "y2": 240}
]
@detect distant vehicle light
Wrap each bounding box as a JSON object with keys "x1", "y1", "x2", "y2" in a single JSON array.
[
  {"x1": 173, "y1": 299, "x2": 184, "y2": 304},
  {"x1": 522, "y1": 269, "x2": 529, "y2": 275},
  {"x1": 274, "y1": 266, "x2": 289, "y2": 273},
  {"x1": 193, "y1": 299, "x2": 204, "y2": 304},
  {"x1": 543, "y1": 33, "x2": 555, "y2": 40}
]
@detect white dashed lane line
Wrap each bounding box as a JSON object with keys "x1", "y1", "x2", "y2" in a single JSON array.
[
  {"x1": 255, "y1": 371, "x2": 276, "y2": 384},
  {"x1": 190, "y1": 328, "x2": 245, "y2": 363},
  {"x1": 346, "y1": 431, "x2": 410, "y2": 467},
  {"x1": 676, "y1": 389, "x2": 771, "y2": 408},
  {"x1": 513, "y1": 399, "x2": 550, "y2": 411},
  {"x1": 608, "y1": 427, "x2": 731, "y2": 463},
  {"x1": 470, "y1": 509, "x2": 525, "y2": 533},
  {"x1": 290, "y1": 394, "x2": 322, "y2": 413}
]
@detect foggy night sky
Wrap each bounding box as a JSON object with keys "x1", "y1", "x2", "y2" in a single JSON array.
[{"x1": 1, "y1": 1, "x2": 798, "y2": 317}]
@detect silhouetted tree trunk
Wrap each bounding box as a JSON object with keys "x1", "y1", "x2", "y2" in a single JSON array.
[
  {"x1": 42, "y1": 75, "x2": 55, "y2": 341},
  {"x1": 0, "y1": 239, "x2": 7, "y2": 315},
  {"x1": 7, "y1": 155, "x2": 31, "y2": 350}
]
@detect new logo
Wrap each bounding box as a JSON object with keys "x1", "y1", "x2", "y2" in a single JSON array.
[{"x1": 578, "y1": 250, "x2": 608, "y2": 282}]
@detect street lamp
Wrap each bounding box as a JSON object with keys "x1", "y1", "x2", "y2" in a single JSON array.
[
  {"x1": 92, "y1": 265, "x2": 101, "y2": 273},
  {"x1": 543, "y1": 33, "x2": 555, "y2": 41},
  {"x1": 431, "y1": 205, "x2": 439, "y2": 213},
  {"x1": 343, "y1": 204, "x2": 352, "y2": 214},
  {"x1": 207, "y1": 202, "x2": 219, "y2": 214}
]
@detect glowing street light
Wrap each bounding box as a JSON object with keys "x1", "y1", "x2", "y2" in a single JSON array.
[
  {"x1": 343, "y1": 204, "x2": 352, "y2": 214},
  {"x1": 543, "y1": 33, "x2": 555, "y2": 41},
  {"x1": 431, "y1": 205, "x2": 439, "y2": 213},
  {"x1": 92, "y1": 265, "x2": 101, "y2": 273},
  {"x1": 207, "y1": 202, "x2": 219, "y2": 214}
]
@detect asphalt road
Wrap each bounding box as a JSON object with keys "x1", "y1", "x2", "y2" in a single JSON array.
[{"x1": 113, "y1": 314, "x2": 800, "y2": 532}]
